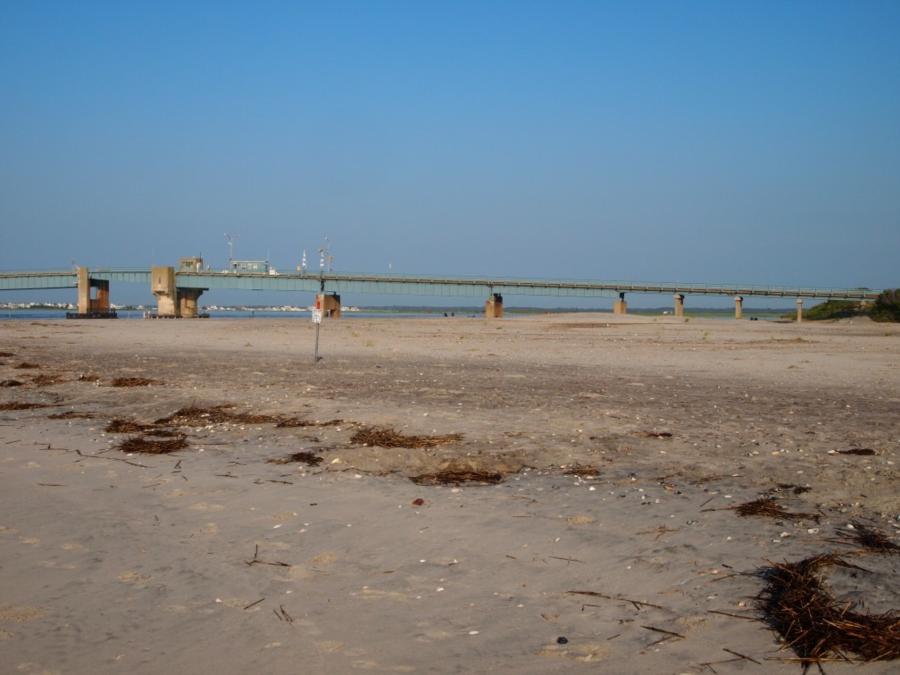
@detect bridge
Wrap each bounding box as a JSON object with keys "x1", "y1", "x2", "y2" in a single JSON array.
[{"x1": 0, "y1": 266, "x2": 881, "y2": 321}]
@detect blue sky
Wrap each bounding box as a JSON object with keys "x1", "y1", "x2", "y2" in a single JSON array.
[{"x1": 1, "y1": 1, "x2": 898, "y2": 306}]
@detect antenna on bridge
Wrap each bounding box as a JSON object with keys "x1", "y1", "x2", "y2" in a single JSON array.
[
  {"x1": 318, "y1": 235, "x2": 331, "y2": 272},
  {"x1": 224, "y1": 233, "x2": 238, "y2": 268}
]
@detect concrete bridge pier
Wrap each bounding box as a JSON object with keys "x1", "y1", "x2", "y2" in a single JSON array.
[
  {"x1": 316, "y1": 293, "x2": 342, "y2": 318},
  {"x1": 151, "y1": 266, "x2": 206, "y2": 318},
  {"x1": 75, "y1": 267, "x2": 113, "y2": 316},
  {"x1": 613, "y1": 292, "x2": 628, "y2": 315},
  {"x1": 673, "y1": 293, "x2": 685, "y2": 317},
  {"x1": 484, "y1": 293, "x2": 503, "y2": 319},
  {"x1": 178, "y1": 288, "x2": 205, "y2": 318},
  {"x1": 734, "y1": 296, "x2": 743, "y2": 319},
  {"x1": 152, "y1": 267, "x2": 179, "y2": 317},
  {"x1": 796, "y1": 298, "x2": 804, "y2": 323}
]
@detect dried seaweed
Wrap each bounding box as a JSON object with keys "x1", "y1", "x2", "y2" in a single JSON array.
[
  {"x1": 564, "y1": 465, "x2": 603, "y2": 478},
  {"x1": 410, "y1": 468, "x2": 504, "y2": 485},
  {"x1": 0, "y1": 351, "x2": 14, "y2": 358},
  {"x1": 775, "y1": 483, "x2": 812, "y2": 495},
  {"x1": 267, "y1": 451, "x2": 323, "y2": 466},
  {"x1": 155, "y1": 404, "x2": 276, "y2": 426},
  {"x1": 733, "y1": 497, "x2": 819, "y2": 521},
  {"x1": 30, "y1": 374, "x2": 65, "y2": 386},
  {"x1": 351, "y1": 425, "x2": 462, "y2": 449},
  {"x1": 15, "y1": 362, "x2": 40, "y2": 369},
  {"x1": 275, "y1": 418, "x2": 343, "y2": 428},
  {"x1": 0, "y1": 402, "x2": 51, "y2": 411},
  {"x1": 105, "y1": 418, "x2": 156, "y2": 433},
  {"x1": 0, "y1": 380, "x2": 24, "y2": 387},
  {"x1": 48, "y1": 410, "x2": 96, "y2": 419},
  {"x1": 839, "y1": 523, "x2": 900, "y2": 554},
  {"x1": 117, "y1": 433, "x2": 188, "y2": 454},
  {"x1": 757, "y1": 554, "x2": 900, "y2": 667},
  {"x1": 110, "y1": 377, "x2": 158, "y2": 387},
  {"x1": 636, "y1": 431, "x2": 673, "y2": 438},
  {"x1": 837, "y1": 448, "x2": 876, "y2": 456}
]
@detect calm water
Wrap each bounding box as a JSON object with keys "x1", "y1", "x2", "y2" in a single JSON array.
[
  {"x1": 0, "y1": 308, "x2": 787, "y2": 321},
  {"x1": 0, "y1": 309, "x2": 475, "y2": 321}
]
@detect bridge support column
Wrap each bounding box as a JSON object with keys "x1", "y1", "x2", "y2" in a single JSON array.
[
  {"x1": 484, "y1": 293, "x2": 503, "y2": 319},
  {"x1": 152, "y1": 266, "x2": 179, "y2": 317},
  {"x1": 613, "y1": 292, "x2": 627, "y2": 315},
  {"x1": 673, "y1": 293, "x2": 685, "y2": 317},
  {"x1": 75, "y1": 267, "x2": 113, "y2": 317},
  {"x1": 177, "y1": 288, "x2": 205, "y2": 318},
  {"x1": 734, "y1": 296, "x2": 743, "y2": 319},
  {"x1": 316, "y1": 293, "x2": 342, "y2": 318},
  {"x1": 796, "y1": 298, "x2": 803, "y2": 323}
]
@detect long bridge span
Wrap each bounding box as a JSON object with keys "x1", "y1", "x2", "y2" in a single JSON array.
[{"x1": 0, "y1": 267, "x2": 880, "y2": 320}]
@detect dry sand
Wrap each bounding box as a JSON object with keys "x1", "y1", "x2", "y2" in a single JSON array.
[{"x1": 1, "y1": 313, "x2": 898, "y2": 674}]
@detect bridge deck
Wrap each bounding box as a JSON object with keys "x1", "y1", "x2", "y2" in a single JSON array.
[{"x1": 0, "y1": 269, "x2": 881, "y2": 301}]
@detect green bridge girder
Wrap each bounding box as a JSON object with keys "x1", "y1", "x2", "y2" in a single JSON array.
[{"x1": 0, "y1": 269, "x2": 882, "y2": 301}]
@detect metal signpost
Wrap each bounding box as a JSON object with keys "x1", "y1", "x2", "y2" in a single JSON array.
[{"x1": 312, "y1": 301, "x2": 323, "y2": 362}]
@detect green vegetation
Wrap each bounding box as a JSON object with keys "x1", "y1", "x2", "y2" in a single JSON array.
[
  {"x1": 870, "y1": 289, "x2": 900, "y2": 322},
  {"x1": 802, "y1": 300, "x2": 869, "y2": 320},
  {"x1": 787, "y1": 290, "x2": 899, "y2": 322}
]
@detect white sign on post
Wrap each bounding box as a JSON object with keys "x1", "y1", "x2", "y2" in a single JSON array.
[{"x1": 311, "y1": 308, "x2": 323, "y2": 324}]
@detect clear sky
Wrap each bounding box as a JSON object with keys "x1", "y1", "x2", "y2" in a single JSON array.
[{"x1": 1, "y1": 1, "x2": 898, "y2": 306}]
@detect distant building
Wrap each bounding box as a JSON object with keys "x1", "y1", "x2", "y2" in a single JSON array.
[{"x1": 179, "y1": 256, "x2": 205, "y2": 272}]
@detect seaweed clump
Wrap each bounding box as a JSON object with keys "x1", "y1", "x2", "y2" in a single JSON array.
[
  {"x1": 275, "y1": 418, "x2": 343, "y2": 428},
  {"x1": 411, "y1": 462, "x2": 504, "y2": 486},
  {"x1": 48, "y1": 410, "x2": 96, "y2": 419},
  {"x1": 105, "y1": 418, "x2": 156, "y2": 434},
  {"x1": 0, "y1": 402, "x2": 51, "y2": 411},
  {"x1": 267, "y1": 451, "x2": 324, "y2": 466},
  {"x1": 117, "y1": 433, "x2": 188, "y2": 454},
  {"x1": 733, "y1": 497, "x2": 819, "y2": 522},
  {"x1": 351, "y1": 425, "x2": 462, "y2": 449},
  {"x1": 758, "y1": 554, "x2": 900, "y2": 667},
  {"x1": 110, "y1": 377, "x2": 158, "y2": 387},
  {"x1": 840, "y1": 523, "x2": 900, "y2": 554},
  {"x1": 155, "y1": 405, "x2": 276, "y2": 426}
]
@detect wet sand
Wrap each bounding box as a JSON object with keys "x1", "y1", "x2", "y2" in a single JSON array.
[{"x1": 1, "y1": 314, "x2": 898, "y2": 674}]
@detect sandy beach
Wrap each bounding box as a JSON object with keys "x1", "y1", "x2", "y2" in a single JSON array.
[{"x1": 1, "y1": 313, "x2": 898, "y2": 674}]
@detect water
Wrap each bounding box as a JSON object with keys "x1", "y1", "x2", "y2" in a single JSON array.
[
  {"x1": 0, "y1": 308, "x2": 789, "y2": 321},
  {"x1": 0, "y1": 309, "x2": 471, "y2": 321}
]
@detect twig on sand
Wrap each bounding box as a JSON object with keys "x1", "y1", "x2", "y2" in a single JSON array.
[
  {"x1": 243, "y1": 597, "x2": 265, "y2": 610},
  {"x1": 246, "y1": 544, "x2": 291, "y2": 568},
  {"x1": 641, "y1": 625, "x2": 685, "y2": 639},
  {"x1": 74, "y1": 448, "x2": 150, "y2": 468},
  {"x1": 549, "y1": 556, "x2": 584, "y2": 564},
  {"x1": 273, "y1": 605, "x2": 294, "y2": 623},
  {"x1": 39, "y1": 443, "x2": 150, "y2": 468},
  {"x1": 723, "y1": 647, "x2": 761, "y2": 664},
  {"x1": 567, "y1": 591, "x2": 667, "y2": 611},
  {"x1": 707, "y1": 609, "x2": 757, "y2": 621},
  {"x1": 698, "y1": 657, "x2": 743, "y2": 673}
]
